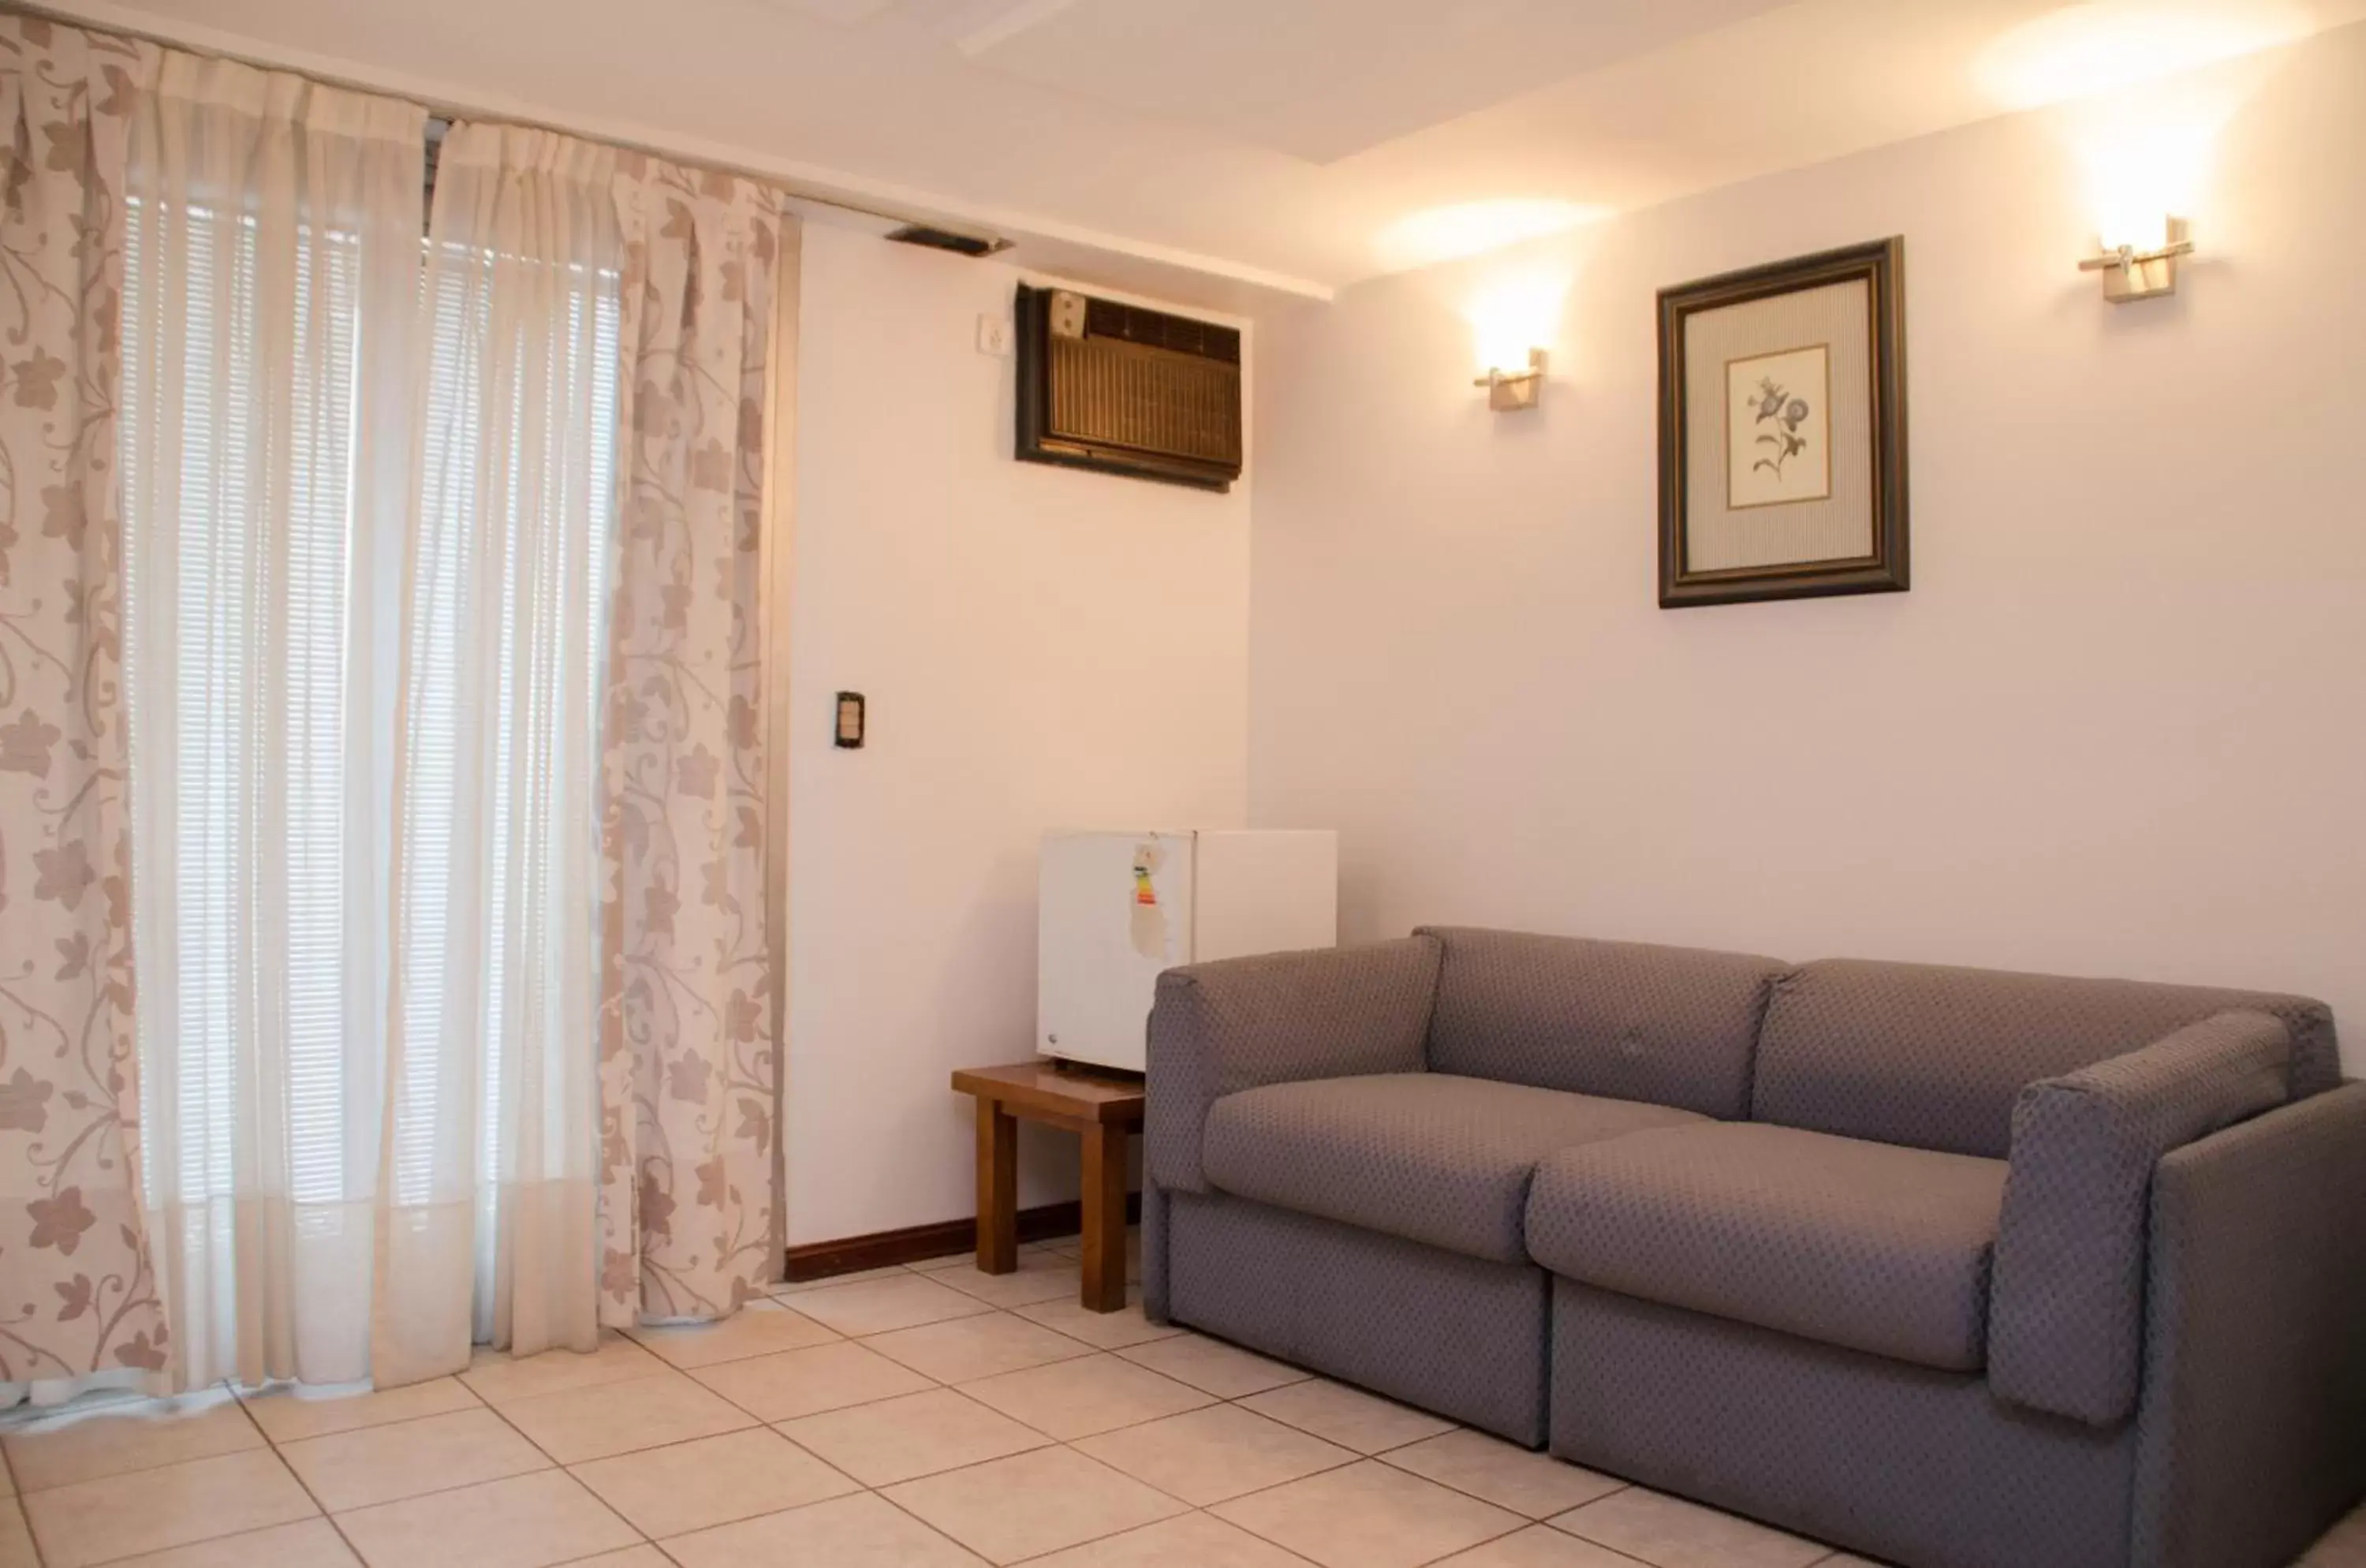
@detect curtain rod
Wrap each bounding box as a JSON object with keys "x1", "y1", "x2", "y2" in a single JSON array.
[{"x1": 7, "y1": 0, "x2": 1000, "y2": 244}]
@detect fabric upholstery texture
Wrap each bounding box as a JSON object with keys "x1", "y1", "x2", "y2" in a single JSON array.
[
  {"x1": 2132, "y1": 1083, "x2": 2366, "y2": 1568},
  {"x1": 1146, "y1": 936, "x2": 1440, "y2": 1194},
  {"x1": 1551, "y1": 1278, "x2": 2133, "y2": 1568},
  {"x1": 1139, "y1": 1182, "x2": 1170, "y2": 1323},
  {"x1": 1203, "y1": 1073, "x2": 1704, "y2": 1264},
  {"x1": 1989, "y1": 1010, "x2": 2291, "y2": 1427},
  {"x1": 1165, "y1": 1189, "x2": 1550, "y2": 1445},
  {"x1": 1752, "y1": 958, "x2": 2338, "y2": 1159},
  {"x1": 1527, "y1": 1122, "x2": 2006, "y2": 1371},
  {"x1": 1418, "y1": 927, "x2": 1784, "y2": 1118}
]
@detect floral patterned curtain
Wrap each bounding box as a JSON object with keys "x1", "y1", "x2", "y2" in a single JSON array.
[
  {"x1": 597, "y1": 158, "x2": 784, "y2": 1323},
  {"x1": 0, "y1": 16, "x2": 167, "y2": 1396}
]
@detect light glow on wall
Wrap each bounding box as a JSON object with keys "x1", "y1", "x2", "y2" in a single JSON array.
[
  {"x1": 1973, "y1": 1, "x2": 2310, "y2": 111},
  {"x1": 1464, "y1": 266, "x2": 1573, "y2": 383}
]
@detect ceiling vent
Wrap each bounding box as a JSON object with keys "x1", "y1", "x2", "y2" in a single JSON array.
[
  {"x1": 1013, "y1": 284, "x2": 1243, "y2": 493},
  {"x1": 886, "y1": 223, "x2": 1013, "y2": 258}
]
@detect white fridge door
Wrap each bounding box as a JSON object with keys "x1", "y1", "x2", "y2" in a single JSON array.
[{"x1": 1038, "y1": 832, "x2": 1195, "y2": 1073}]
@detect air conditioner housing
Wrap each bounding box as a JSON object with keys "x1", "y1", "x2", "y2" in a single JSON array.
[{"x1": 1014, "y1": 284, "x2": 1243, "y2": 493}]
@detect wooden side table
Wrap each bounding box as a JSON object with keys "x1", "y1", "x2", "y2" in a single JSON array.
[{"x1": 951, "y1": 1061, "x2": 1145, "y2": 1312}]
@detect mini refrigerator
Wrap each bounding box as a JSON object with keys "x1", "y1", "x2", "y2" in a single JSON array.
[{"x1": 1038, "y1": 830, "x2": 1338, "y2": 1074}]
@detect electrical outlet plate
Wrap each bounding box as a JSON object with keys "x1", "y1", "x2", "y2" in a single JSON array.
[{"x1": 976, "y1": 314, "x2": 1013, "y2": 356}]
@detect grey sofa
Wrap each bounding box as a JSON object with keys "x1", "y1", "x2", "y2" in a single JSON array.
[{"x1": 1140, "y1": 927, "x2": 2366, "y2": 1568}]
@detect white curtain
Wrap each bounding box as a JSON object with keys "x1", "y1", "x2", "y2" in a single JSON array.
[
  {"x1": 375, "y1": 124, "x2": 619, "y2": 1384},
  {"x1": 121, "y1": 54, "x2": 425, "y2": 1391}
]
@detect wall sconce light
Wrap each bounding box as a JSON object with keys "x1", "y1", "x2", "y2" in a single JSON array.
[
  {"x1": 2078, "y1": 216, "x2": 2194, "y2": 303},
  {"x1": 1475, "y1": 348, "x2": 1548, "y2": 412}
]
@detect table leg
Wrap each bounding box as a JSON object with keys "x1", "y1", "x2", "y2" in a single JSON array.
[
  {"x1": 1079, "y1": 1122, "x2": 1129, "y2": 1312},
  {"x1": 976, "y1": 1098, "x2": 1017, "y2": 1275}
]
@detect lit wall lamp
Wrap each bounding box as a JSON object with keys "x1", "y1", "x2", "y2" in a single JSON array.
[
  {"x1": 2078, "y1": 216, "x2": 2194, "y2": 303},
  {"x1": 1475, "y1": 348, "x2": 1548, "y2": 412}
]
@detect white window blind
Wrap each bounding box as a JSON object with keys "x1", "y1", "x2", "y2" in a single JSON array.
[{"x1": 121, "y1": 83, "x2": 621, "y2": 1387}]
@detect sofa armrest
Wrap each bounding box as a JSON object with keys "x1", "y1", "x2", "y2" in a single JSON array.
[
  {"x1": 1987, "y1": 1010, "x2": 2290, "y2": 1426},
  {"x1": 2129, "y1": 1081, "x2": 2366, "y2": 1568},
  {"x1": 1144, "y1": 935, "x2": 1440, "y2": 1194}
]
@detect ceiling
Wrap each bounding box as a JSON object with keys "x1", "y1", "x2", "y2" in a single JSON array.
[{"x1": 48, "y1": 0, "x2": 2366, "y2": 308}]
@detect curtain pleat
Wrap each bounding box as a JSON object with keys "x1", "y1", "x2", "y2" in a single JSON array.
[
  {"x1": 375, "y1": 123, "x2": 618, "y2": 1384},
  {"x1": 0, "y1": 14, "x2": 170, "y2": 1409},
  {"x1": 598, "y1": 158, "x2": 785, "y2": 1324},
  {"x1": 120, "y1": 50, "x2": 425, "y2": 1393}
]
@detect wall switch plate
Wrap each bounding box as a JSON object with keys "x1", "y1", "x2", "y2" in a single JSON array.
[{"x1": 976, "y1": 314, "x2": 1013, "y2": 357}]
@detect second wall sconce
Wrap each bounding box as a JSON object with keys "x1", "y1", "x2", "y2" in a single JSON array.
[
  {"x1": 2079, "y1": 216, "x2": 2193, "y2": 304},
  {"x1": 1476, "y1": 348, "x2": 1548, "y2": 412}
]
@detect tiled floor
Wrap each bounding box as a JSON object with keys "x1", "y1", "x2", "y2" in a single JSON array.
[{"x1": 2, "y1": 1231, "x2": 2360, "y2": 1568}]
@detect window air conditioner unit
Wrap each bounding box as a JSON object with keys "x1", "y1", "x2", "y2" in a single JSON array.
[{"x1": 1013, "y1": 284, "x2": 1243, "y2": 493}]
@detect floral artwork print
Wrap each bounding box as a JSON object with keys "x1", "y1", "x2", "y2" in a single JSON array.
[
  {"x1": 1724, "y1": 343, "x2": 1832, "y2": 510},
  {"x1": 597, "y1": 157, "x2": 782, "y2": 1325},
  {"x1": 0, "y1": 16, "x2": 170, "y2": 1395},
  {"x1": 1750, "y1": 375, "x2": 1811, "y2": 479}
]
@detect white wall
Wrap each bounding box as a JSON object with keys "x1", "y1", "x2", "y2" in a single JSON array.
[
  {"x1": 1248, "y1": 24, "x2": 2366, "y2": 1070},
  {"x1": 787, "y1": 226, "x2": 1250, "y2": 1245}
]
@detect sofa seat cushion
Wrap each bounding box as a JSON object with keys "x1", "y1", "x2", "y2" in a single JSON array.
[
  {"x1": 1201, "y1": 1073, "x2": 1705, "y2": 1265},
  {"x1": 1525, "y1": 1122, "x2": 2009, "y2": 1371}
]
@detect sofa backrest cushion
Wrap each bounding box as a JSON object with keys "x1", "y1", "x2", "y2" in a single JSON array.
[
  {"x1": 1417, "y1": 927, "x2": 1787, "y2": 1118},
  {"x1": 1752, "y1": 958, "x2": 2340, "y2": 1159}
]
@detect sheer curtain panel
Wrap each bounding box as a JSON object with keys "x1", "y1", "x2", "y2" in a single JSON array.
[
  {"x1": 0, "y1": 14, "x2": 170, "y2": 1408},
  {"x1": 121, "y1": 54, "x2": 425, "y2": 1391},
  {"x1": 376, "y1": 125, "x2": 618, "y2": 1383}
]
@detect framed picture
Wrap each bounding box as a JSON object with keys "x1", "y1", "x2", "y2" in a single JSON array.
[{"x1": 1658, "y1": 238, "x2": 1908, "y2": 608}]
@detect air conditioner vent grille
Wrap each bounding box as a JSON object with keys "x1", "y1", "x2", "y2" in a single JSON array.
[
  {"x1": 1047, "y1": 335, "x2": 1241, "y2": 469},
  {"x1": 1082, "y1": 298, "x2": 1241, "y2": 364}
]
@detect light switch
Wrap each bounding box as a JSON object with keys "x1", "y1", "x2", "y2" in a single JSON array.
[{"x1": 976, "y1": 314, "x2": 1012, "y2": 357}]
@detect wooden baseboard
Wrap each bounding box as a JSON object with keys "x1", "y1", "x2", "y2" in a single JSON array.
[{"x1": 783, "y1": 1193, "x2": 1145, "y2": 1282}]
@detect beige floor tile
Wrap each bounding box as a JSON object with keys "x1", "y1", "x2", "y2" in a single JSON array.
[
  {"x1": 1074, "y1": 1402, "x2": 1356, "y2": 1506},
  {"x1": 241, "y1": 1378, "x2": 483, "y2": 1443},
  {"x1": 102, "y1": 1518, "x2": 363, "y2": 1567},
  {"x1": 1012, "y1": 1293, "x2": 1182, "y2": 1352},
  {"x1": 334, "y1": 1471, "x2": 636, "y2": 1568},
  {"x1": 1236, "y1": 1378, "x2": 1455, "y2": 1455},
  {"x1": 1022, "y1": 1514, "x2": 1334, "y2": 1561},
  {"x1": 927, "y1": 1253, "x2": 1081, "y2": 1310},
  {"x1": 882, "y1": 1445, "x2": 1186, "y2": 1565},
  {"x1": 1114, "y1": 1335, "x2": 1308, "y2": 1398},
  {"x1": 0, "y1": 1499, "x2": 34, "y2": 1568},
  {"x1": 1382, "y1": 1430, "x2": 1625, "y2": 1519},
  {"x1": 784, "y1": 1274, "x2": 995, "y2": 1337},
  {"x1": 460, "y1": 1335, "x2": 666, "y2": 1406},
  {"x1": 690, "y1": 1341, "x2": 935, "y2": 1422},
  {"x1": 862, "y1": 1312, "x2": 1094, "y2": 1383},
  {"x1": 1549, "y1": 1488, "x2": 1827, "y2": 1568},
  {"x1": 621, "y1": 1302, "x2": 838, "y2": 1369},
  {"x1": 280, "y1": 1407, "x2": 550, "y2": 1510},
  {"x1": 959, "y1": 1353, "x2": 1215, "y2": 1440},
  {"x1": 498, "y1": 1369, "x2": 754, "y2": 1463},
  {"x1": 767, "y1": 1265, "x2": 913, "y2": 1297},
  {"x1": 555, "y1": 1551, "x2": 671, "y2": 1568},
  {"x1": 5, "y1": 1391, "x2": 264, "y2": 1491},
  {"x1": 774, "y1": 1388, "x2": 1048, "y2": 1487},
  {"x1": 1016, "y1": 1511, "x2": 1312, "y2": 1567},
  {"x1": 1213, "y1": 1458, "x2": 1524, "y2": 1568},
  {"x1": 1433, "y1": 1524, "x2": 1646, "y2": 1567},
  {"x1": 569, "y1": 1426, "x2": 855, "y2": 1537},
  {"x1": 23, "y1": 1448, "x2": 316, "y2": 1568},
  {"x1": 657, "y1": 1491, "x2": 987, "y2": 1567}
]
